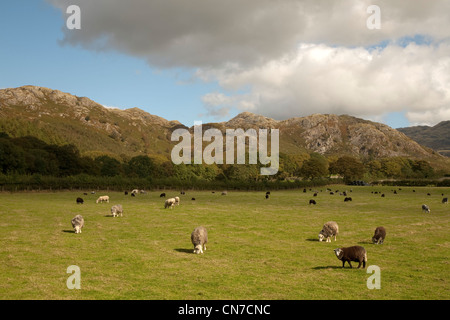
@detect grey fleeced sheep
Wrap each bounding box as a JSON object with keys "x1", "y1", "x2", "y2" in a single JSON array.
[
  {"x1": 165, "y1": 198, "x2": 176, "y2": 209},
  {"x1": 319, "y1": 221, "x2": 339, "y2": 242},
  {"x1": 422, "y1": 204, "x2": 430, "y2": 213},
  {"x1": 372, "y1": 226, "x2": 386, "y2": 244},
  {"x1": 71, "y1": 215, "x2": 84, "y2": 234},
  {"x1": 111, "y1": 204, "x2": 123, "y2": 217},
  {"x1": 334, "y1": 246, "x2": 367, "y2": 268},
  {"x1": 191, "y1": 226, "x2": 208, "y2": 254}
]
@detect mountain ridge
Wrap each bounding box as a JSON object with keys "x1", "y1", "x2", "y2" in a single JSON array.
[{"x1": 0, "y1": 86, "x2": 448, "y2": 169}]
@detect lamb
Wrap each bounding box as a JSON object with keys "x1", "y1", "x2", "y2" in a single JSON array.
[
  {"x1": 309, "y1": 199, "x2": 316, "y2": 205},
  {"x1": 334, "y1": 246, "x2": 367, "y2": 268},
  {"x1": 71, "y1": 215, "x2": 84, "y2": 234},
  {"x1": 344, "y1": 197, "x2": 352, "y2": 202},
  {"x1": 175, "y1": 196, "x2": 180, "y2": 205},
  {"x1": 318, "y1": 221, "x2": 339, "y2": 242},
  {"x1": 422, "y1": 204, "x2": 430, "y2": 213},
  {"x1": 191, "y1": 226, "x2": 208, "y2": 254},
  {"x1": 265, "y1": 194, "x2": 269, "y2": 199},
  {"x1": 266, "y1": 191, "x2": 270, "y2": 195},
  {"x1": 131, "y1": 189, "x2": 139, "y2": 195},
  {"x1": 160, "y1": 193, "x2": 166, "y2": 198},
  {"x1": 164, "y1": 198, "x2": 176, "y2": 209},
  {"x1": 96, "y1": 195, "x2": 109, "y2": 203},
  {"x1": 442, "y1": 197, "x2": 448, "y2": 204},
  {"x1": 372, "y1": 226, "x2": 386, "y2": 244},
  {"x1": 76, "y1": 197, "x2": 84, "y2": 204},
  {"x1": 111, "y1": 204, "x2": 123, "y2": 217}
]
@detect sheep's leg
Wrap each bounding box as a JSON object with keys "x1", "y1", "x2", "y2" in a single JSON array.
[
  {"x1": 357, "y1": 261, "x2": 362, "y2": 268},
  {"x1": 348, "y1": 261, "x2": 352, "y2": 268},
  {"x1": 203, "y1": 244, "x2": 206, "y2": 251}
]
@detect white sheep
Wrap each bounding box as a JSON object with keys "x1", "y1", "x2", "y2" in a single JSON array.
[
  {"x1": 96, "y1": 195, "x2": 110, "y2": 203},
  {"x1": 165, "y1": 198, "x2": 176, "y2": 209},
  {"x1": 111, "y1": 204, "x2": 123, "y2": 217},
  {"x1": 71, "y1": 215, "x2": 84, "y2": 234},
  {"x1": 131, "y1": 189, "x2": 139, "y2": 195},
  {"x1": 191, "y1": 226, "x2": 208, "y2": 254},
  {"x1": 175, "y1": 196, "x2": 180, "y2": 206},
  {"x1": 319, "y1": 221, "x2": 339, "y2": 242},
  {"x1": 221, "y1": 191, "x2": 227, "y2": 195}
]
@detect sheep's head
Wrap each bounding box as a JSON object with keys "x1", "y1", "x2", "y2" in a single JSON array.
[
  {"x1": 334, "y1": 248, "x2": 343, "y2": 259},
  {"x1": 193, "y1": 244, "x2": 203, "y2": 254},
  {"x1": 318, "y1": 232, "x2": 325, "y2": 242},
  {"x1": 74, "y1": 225, "x2": 82, "y2": 234}
]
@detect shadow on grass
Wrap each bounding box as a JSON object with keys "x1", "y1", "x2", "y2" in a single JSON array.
[
  {"x1": 174, "y1": 248, "x2": 194, "y2": 254},
  {"x1": 62, "y1": 230, "x2": 75, "y2": 233},
  {"x1": 358, "y1": 240, "x2": 373, "y2": 245},
  {"x1": 305, "y1": 238, "x2": 319, "y2": 242},
  {"x1": 312, "y1": 266, "x2": 342, "y2": 270}
]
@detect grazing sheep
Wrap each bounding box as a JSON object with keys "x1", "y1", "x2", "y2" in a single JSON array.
[
  {"x1": 422, "y1": 204, "x2": 430, "y2": 213},
  {"x1": 76, "y1": 197, "x2": 84, "y2": 204},
  {"x1": 334, "y1": 246, "x2": 367, "y2": 268},
  {"x1": 131, "y1": 189, "x2": 139, "y2": 195},
  {"x1": 131, "y1": 193, "x2": 135, "y2": 197},
  {"x1": 191, "y1": 198, "x2": 196, "y2": 201},
  {"x1": 442, "y1": 197, "x2": 448, "y2": 204},
  {"x1": 319, "y1": 221, "x2": 339, "y2": 242},
  {"x1": 221, "y1": 191, "x2": 227, "y2": 195},
  {"x1": 266, "y1": 191, "x2": 270, "y2": 195},
  {"x1": 71, "y1": 215, "x2": 84, "y2": 234},
  {"x1": 381, "y1": 194, "x2": 385, "y2": 197},
  {"x1": 83, "y1": 192, "x2": 88, "y2": 196},
  {"x1": 164, "y1": 198, "x2": 176, "y2": 209},
  {"x1": 303, "y1": 188, "x2": 307, "y2": 193},
  {"x1": 96, "y1": 195, "x2": 109, "y2": 203},
  {"x1": 191, "y1": 226, "x2": 208, "y2": 254},
  {"x1": 111, "y1": 204, "x2": 123, "y2": 217},
  {"x1": 309, "y1": 199, "x2": 316, "y2": 205},
  {"x1": 265, "y1": 194, "x2": 269, "y2": 199},
  {"x1": 160, "y1": 193, "x2": 166, "y2": 198},
  {"x1": 175, "y1": 196, "x2": 180, "y2": 205},
  {"x1": 372, "y1": 226, "x2": 386, "y2": 244},
  {"x1": 427, "y1": 193, "x2": 431, "y2": 196},
  {"x1": 313, "y1": 193, "x2": 318, "y2": 197},
  {"x1": 124, "y1": 191, "x2": 128, "y2": 195},
  {"x1": 344, "y1": 197, "x2": 352, "y2": 202},
  {"x1": 180, "y1": 191, "x2": 186, "y2": 195}
]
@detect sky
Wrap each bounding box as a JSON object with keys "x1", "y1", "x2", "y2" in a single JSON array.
[{"x1": 1, "y1": 1, "x2": 449, "y2": 128}]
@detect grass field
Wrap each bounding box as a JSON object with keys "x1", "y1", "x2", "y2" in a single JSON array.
[{"x1": 0, "y1": 186, "x2": 448, "y2": 300}]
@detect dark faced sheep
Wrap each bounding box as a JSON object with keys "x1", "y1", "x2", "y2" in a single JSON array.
[
  {"x1": 334, "y1": 246, "x2": 367, "y2": 268},
  {"x1": 442, "y1": 198, "x2": 448, "y2": 204},
  {"x1": 372, "y1": 226, "x2": 386, "y2": 244},
  {"x1": 160, "y1": 193, "x2": 166, "y2": 198},
  {"x1": 76, "y1": 197, "x2": 84, "y2": 204},
  {"x1": 265, "y1": 194, "x2": 269, "y2": 199},
  {"x1": 309, "y1": 199, "x2": 316, "y2": 205},
  {"x1": 422, "y1": 204, "x2": 430, "y2": 213},
  {"x1": 191, "y1": 226, "x2": 208, "y2": 254},
  {"x1": 344, "y1": 197, "x2": 352, "y2": 202}
]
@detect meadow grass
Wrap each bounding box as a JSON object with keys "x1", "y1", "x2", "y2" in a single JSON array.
[{"x1": 0, "y1": 186, "x2": 448, "y2": 300}]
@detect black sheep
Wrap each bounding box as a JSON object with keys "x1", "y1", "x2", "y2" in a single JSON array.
[
  {"x1": 372, "y1": 226, "x2": 386, "y2": 244},
  {"x1": 76, "y1": 197, "x2": 84, "y2": 204},
  {"x1": 334, "y1": 246, "x2": 367, "y2": 268}
]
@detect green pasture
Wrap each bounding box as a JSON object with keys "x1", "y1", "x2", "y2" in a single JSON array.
[{"x1": 0, "y1": 186, "x2": 448, "y2": 300}]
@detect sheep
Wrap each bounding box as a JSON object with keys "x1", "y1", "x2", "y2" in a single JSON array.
[
  {"x1": 76, "y1": 197, "x2": 84, "y2": 204},
  {"x1": 309, "y1": 199, "x2": 316, "y2": 205},
  {"x1": 372, "y1": 226, "x2": 386, "y2": 244},
  {"x1": 160, "y1": 193, "x2": 166, "y2": 198},
  {"x1": 334, "y1": 246, "x2": 367, "y2": 268},
  {"x1": 344, "y1": 197, "x2": 352, "y2": 202},
  {"x1": 71, "y1": 215, "x2": 84, "y2": 234},
  {"x1": 303, "y1": 188, "x2": 307, "y2": 193},
  {"x1": 221, "y1": 191, "x2": 227, "y2": 195},
  {"x1": 191, "y1": 226, "x2": 208, "y2": 254},
  {"x1": 318, "y1": 221, "x2": 339, "y2": 242},
  {"x1": 191, "y1": 198, "x2": 196, "y2": 201},
  {"x1": 124, "y1": 191, "x2": 128, "y2": 195},
  {"x1": 442, "y1": 197, "x2": 448, "y2": 204},
  {"x1": 381, "y1": 194, "x2": 385, "y2": 197},
  {"x1": 131, "y1": 193, "x2": 135, "y2": 197},
  {"x1": 131, "y1": 189, "x2": 139, "y2": 195},
  {"x1": 266, "y1": 191, "x2": 271, "y2": 195},
  {"x1": 422, "y1": 204, "x2": 430, "y2": 213},
  {"x1": 265, "y1": 194, "x2": 269, "y2": 199},
  {"x1": 164, "y1": 198, "x2": 176, "y2": 209},
  {"x1": 313, "y1": 193, "x2": 318, "y2": 197},
  {"x1": 111, "y1": 204, "x2": 123, "y2": 217},
  {"x1": 96, "y1": 195, "x2": 109, "y2": 203},
  {"x1": 180, "y1": 191, "x2": 186, "y2": 195},
  {"x1": 175, "y1": 196, "x2": 180, "y2": 205}
]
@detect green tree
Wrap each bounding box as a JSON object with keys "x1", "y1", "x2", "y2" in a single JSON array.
[
  {"x1": 299, "y1": 153, "x2": 329, "y2": 180},
  {"x1": 329, "y1": 156, "x2": 365, "y2": 183}
]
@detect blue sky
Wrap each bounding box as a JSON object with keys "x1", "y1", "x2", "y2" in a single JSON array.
[{"x1": 1, "y1": 1, "x2": 449, "y2": 128}]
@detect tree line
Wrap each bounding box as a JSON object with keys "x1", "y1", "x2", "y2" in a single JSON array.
[{"x1": 0, "y1": 132, "x2": 441, "y2": 190}]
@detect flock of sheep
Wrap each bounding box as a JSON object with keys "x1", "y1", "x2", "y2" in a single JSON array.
[{"x1": 70, "y1": 187, "x2": 447, "y2": 264}]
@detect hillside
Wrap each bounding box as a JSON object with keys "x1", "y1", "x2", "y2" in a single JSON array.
[
  {"x1": 397, "y1": 121, "x2": 450, "y2": 157},
  {"x1": 0, "y1": 86, "x2": 448, "y2": 170}
]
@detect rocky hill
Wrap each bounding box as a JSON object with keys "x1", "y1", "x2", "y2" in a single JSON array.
[
  {"x1": 0, "y1": 86, "x2": 448, "y2": 169},
  {"x1": 397, "y1": 121, "x2": 450, "y2": 157}
]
